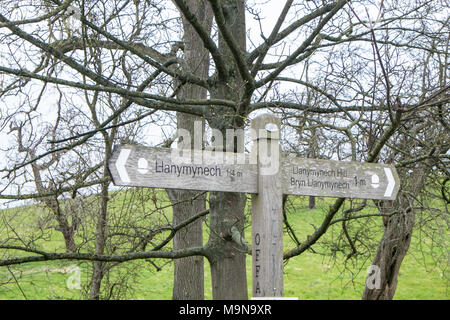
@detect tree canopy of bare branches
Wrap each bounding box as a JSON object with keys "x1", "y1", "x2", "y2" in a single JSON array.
[{"x1": 0, "y1": 0, "x2": 448, "y2": 300}]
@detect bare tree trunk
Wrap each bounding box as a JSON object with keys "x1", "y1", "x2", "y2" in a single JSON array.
[
  {"x1": 89, "y1": 177, "x2": 110, "y2": 300},
  {"x1": 89, "y1": 125, "x2": 115, "y2": 299},
  {"x1": 308, "y1": 196, "x2": 316, "y2": 210},
  {"x1": 169, "y1": 0, "x2": 212, "y2": 300},
  {"x1": 308, "y1": 124, "x2": 318, "y2": 210},
  {"x1": 167, "y1": 115, "x2": 206, "y2": 300},
  {"x1": 362, "y1": 199, "x2": 415, "y2": 300},
  {"x1": 362, "y1": 156, "x2": 441, "y2": 299},
  {"x1": 206, "y1": 0, "x2": 249, "y2": 300},
  {"x1": 35, "y1": 176, "x2": 78, "y2": 254},
  {"x1": 167, "y1": 189, "x2": 206, "y2": 300},
  {"x1": 208, "y1": 191, "x2": 248, "y2": 300},
  {"x1": 13, "y1": 121, "x2": 78, "y2": 254}
]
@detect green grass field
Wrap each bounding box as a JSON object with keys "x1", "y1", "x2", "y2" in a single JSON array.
[{"x1": 0, "y1": 193, "x2": 448, "y2": 300}]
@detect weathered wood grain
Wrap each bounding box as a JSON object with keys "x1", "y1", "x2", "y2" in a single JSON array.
[
  {"x1": 282, "y1": 157, "x2": 400, "y2": 200},
  {"x1": 251, "y1": 114, "x2": 284, "y2": 297},
  {"x1": 108, "y1": 145, "x2": 258, "y2": 193}
]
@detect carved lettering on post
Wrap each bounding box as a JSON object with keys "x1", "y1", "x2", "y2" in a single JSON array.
[{"x1": 251, "y1": 114, "x2": 283, "y2": 298}]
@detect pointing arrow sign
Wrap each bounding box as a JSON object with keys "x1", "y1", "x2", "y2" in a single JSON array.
[
  {"x1": 115, "y1": 148, "x2": 131, "y2": 184},
  {"x1": 108, "y1": 144, "x2": 258, "y2": 193},
  {"x1": 282, "y1": 158, "x2": 400, "y2": 200},
  {"x1": 108, "y1": 145, "x2": 400, "y2": 200}
]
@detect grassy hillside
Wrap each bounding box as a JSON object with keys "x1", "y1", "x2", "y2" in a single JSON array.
[{"x1": 0, "y1": 192, "x2": 448, "y2": 300}]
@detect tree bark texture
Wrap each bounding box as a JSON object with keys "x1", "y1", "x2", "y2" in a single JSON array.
[
  {"x1": 208, "y1": 191, "x2": 248, "y2": 300},
  {"x1": 361, "y1": 199, "x2": 415, "y2": 300},
  {"x1": 362, "y1": 157, "x2": 439, "y2": 300},
  {"x1": 89, "y1": 132, "x2": 115, "y2": 299},
  {"x1": 206, "y1": 0, "x2": 249, "y2": 300},
  {"x1": 168, "y1": 0, "x2": 212, "y2": 300},
  {"x1": 167, "y1": 188, "x2": 206, "y2": 300}
]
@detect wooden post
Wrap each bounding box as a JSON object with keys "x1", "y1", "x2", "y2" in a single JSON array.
[
  {"x1": 108, "y1": 115, "x2": 400, "y2": 301},
  {"x1": 251, "y1": 114, "x2": 284, "y2": 298}
]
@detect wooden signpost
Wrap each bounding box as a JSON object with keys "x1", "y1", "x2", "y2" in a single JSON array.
[
  {"x1": 251, "y1": 115, "x2": 284, "y2": 298},
  {"x1": 109, "y1": 145, "x2": 257, "y2": 194},
  {"x1": 283, "y1": 157, "x2": 399, "y2": 200},
  {"x1": 108, "y1": 114, "x2": 400, "y2": 299}
]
